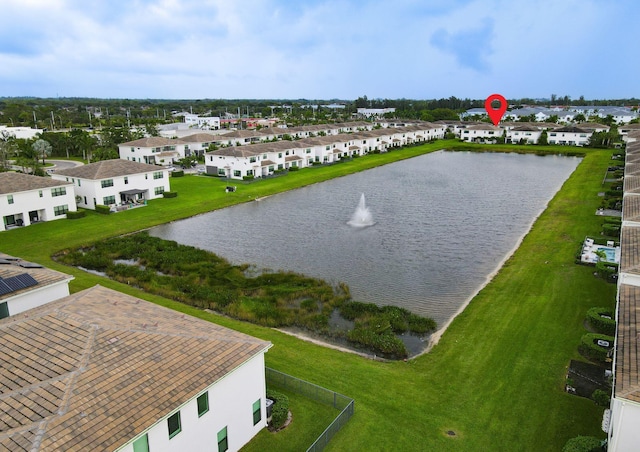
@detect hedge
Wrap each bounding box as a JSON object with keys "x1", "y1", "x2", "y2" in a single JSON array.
[
  {"x1": 66, "y1": 210, "x2": 86, "y2": 220},
  {"x1": 266, "y1": 389, "x2": 289, "y2": 430},
  {"x1": 170, "y1": 170, "x2": 184, "y2": 177},
  {"x1": 579, "y1": 333, "x2": 614, "y2": 363},
  {"x1": 586, "y1": 307, "x2": 616, "y2": 335},
  {"x1": 95, "y1": 205, "x2": 111, "y2": 215},
  {"x1": 162, "y1": 191, "x2": 178, "y2": 198},
  {"x1": 562, "y1": 436, "x2": 603, "y2": 452}
]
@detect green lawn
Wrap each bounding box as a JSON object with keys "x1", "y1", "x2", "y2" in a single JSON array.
[{"x1": 1, "y1": 142, "x2": 615, "y2": 451}]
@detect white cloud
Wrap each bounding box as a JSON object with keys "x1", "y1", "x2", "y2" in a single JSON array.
[{"x1": 0, "y1": 0, "x2": 638, "y2": 99}]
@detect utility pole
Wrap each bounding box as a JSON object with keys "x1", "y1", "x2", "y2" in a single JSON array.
[{"x1": 33, "y1": 111, "x2": 37, "y2": 128}]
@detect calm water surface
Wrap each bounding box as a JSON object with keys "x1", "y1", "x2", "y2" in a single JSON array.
[{"x1": 150, "y1": 151, "x2": 580, "y2": 326}]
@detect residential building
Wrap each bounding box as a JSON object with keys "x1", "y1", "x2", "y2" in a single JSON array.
[
  {"x1": 51, "y1": 159, "x2": 170, "y2": 210},
  {"x1": 0, "y1": 284, "x2": 271, "y2": 451},
  {"x1": 0, "y1": 252, "x2": 73, "y2": 319},
  {"x1": 355, "y1": 108, "x2": 396, "y2": 119},
  {"x1": 183, "y1": 113, "x2": 221, "y2": 129},
  {"x1": 118, "y1": 137, "x2": 190, "y2": 166},
  {"x1": 460, "y1": 124, "x2": 504, "y2": 143},
  {"x1": 0, "y1": 172, "x2": 76, "y2": 231},
  {"x1": 547, "y1": 126, "x2": 590, "y2": 146},
  {"x1": 0, "y1": 125, "x2": 44, "y2": 140},
  {"x1": 507, "y1": 125, "x2": 542, "y2": 144}
]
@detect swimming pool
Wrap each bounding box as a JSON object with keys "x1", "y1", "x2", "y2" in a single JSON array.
[{"x1": 597, "y1": 246, "x2": 618, "y2": 262}]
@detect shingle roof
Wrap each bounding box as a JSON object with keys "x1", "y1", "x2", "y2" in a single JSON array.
[
  {"x1": 0, "y1": 172, "x2": 71, "y2": 195},
  {"x1": 0, "y1": 285, "x2": 270, "y2": 451},
  {"x1": 53, "y1": 159, "x2": 165, "y2": 180}
]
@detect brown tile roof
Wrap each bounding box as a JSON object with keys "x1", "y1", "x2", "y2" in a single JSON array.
[
  {"x1": 615, "y1": 284, "x2": 640, "y2": 403},
  {"x1": 625, "y1": 163, "x2": 640, "y2": 176},
  {"x1": 53, "y1": 159, "x2": 165, "y2": 180},
  {"x1": 626, "y1": 153, "x2": 640, "y2": 163},
  {"x1": 179, "y1": 133, "x2": 220, "y2": 143},
  {"x1": 0, "y1": 285, "x2": 270, "y2": 451},
  {"x1": 620, "y1": 226, "x2": 640, "y2": 275},
  {"x1": 624, "y1": 176, "x2": 640, "y2": 194},
  {"x1": 0, "y1": 253, "x2": 73, "y2": 302},
  {"x1": 623, "y1": 195, "x2": 640, "y2": 224},
  {"x1": 0, "y1": 172, "x2": 72, "y2": 196}
]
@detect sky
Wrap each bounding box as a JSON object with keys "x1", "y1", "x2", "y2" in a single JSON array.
[{"x1": 1, "y1": 0, "x2": 639, "y2": 101}]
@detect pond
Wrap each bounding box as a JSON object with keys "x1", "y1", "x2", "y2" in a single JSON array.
[{"x1": 150, "y1": 151, "x2": 580, "y2": 327}]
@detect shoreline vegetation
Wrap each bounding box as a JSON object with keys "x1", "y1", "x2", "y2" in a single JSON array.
[
  {"x1": 0, "y1": 141, "x2": 615, "y2": 450},
  {"x1": 53, "y1": 232, "x2": 436, "y2": 359}
]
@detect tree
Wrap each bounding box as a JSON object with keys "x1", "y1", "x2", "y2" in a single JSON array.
[
  {"x1": 32, "y1": 139, "x2": 52, "y2": 165},
  {"x1": 537, "y1": 130, "x2": 548, "y2": 146},
  {"x1": 574, "y1": 113, "x2": 586, "y2": 123},
  {"x1": 0, "y1": 131, "x2": 18, "y2": 170}
]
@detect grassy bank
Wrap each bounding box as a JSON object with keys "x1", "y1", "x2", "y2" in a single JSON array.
[{"x1": 1, "y1": 142, "x2": 615, "y2": 450}]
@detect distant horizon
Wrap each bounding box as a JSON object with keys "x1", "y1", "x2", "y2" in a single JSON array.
[{"x1": 1, "y1": 1, "x2": 638, "y2": 100}]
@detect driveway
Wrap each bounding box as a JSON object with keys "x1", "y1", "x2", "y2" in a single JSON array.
[{"x1": 47, "y1": 159, "x2": 84, "y2": 173}]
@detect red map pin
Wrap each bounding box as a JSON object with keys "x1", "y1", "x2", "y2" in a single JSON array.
[{"x1": 484, "y1": 94, "x2": 508, "y2": 126}]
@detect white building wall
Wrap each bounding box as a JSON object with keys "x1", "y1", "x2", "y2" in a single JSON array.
[
  {"x1": 5, "y1": 281, "x2": 71, "y2": 316},
  {"x1": 1, "y1": 184, "x2": 76, "y2": 230},
  {"x1": 608, "y1": 399, "x2": 640, "y2": 451},
  {"x1": 118, "y1": 352, "x2": 267, "y2": 452}
]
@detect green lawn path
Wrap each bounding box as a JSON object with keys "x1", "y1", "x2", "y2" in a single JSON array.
[{"x1": 1, "y1": 141, "x2": 615, "y2": 451}]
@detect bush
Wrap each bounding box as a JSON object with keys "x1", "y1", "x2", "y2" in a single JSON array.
[
  {"x1": 266, "y1": 389, "x2": 289, "y2": 430},
  {"x1": 579, "y1": 333, "x2": 614, "y2": 363},
  {"x1": 602, "y1": 223, "x2": 620, "y2": 237},
  {"x1": 242, "y1": 175, "x2": 255, "y2": 180},
  {"x1": 586, "y1": 307, "x2": 616, "y2": 335},
  {"x1": 591, "y1": 389, "x2": 611, "y2": 407},
  {"x1": 170, "y1": 170, "x2": 184, "y2": 177},
  {"x1": 162, "y1": 191, "x2": 178, "y2": 198},
  {"x1": 66, "y1": 210, "x2": 86, "y2": 220},
  {"x1": 288, "y1": 166, "x2": 299, "y2": 171},
  {"x1": 95, "y1": 204, "x2": 111, "y2": 215},
  {"x1": 562, "y1": 436, "x2": 603, "y2": 452}
]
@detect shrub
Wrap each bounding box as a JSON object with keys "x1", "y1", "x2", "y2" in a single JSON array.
[
  {"x1": 288, "y1": 166, "x2": 299, "y2": 171},
  {"x1": 95, "y1": 204, "x2": 111, "y2": 215},
  {"x1": 66, "y1": 210, "x2": 86, "y2": 219},
  {"x1": 591, "y1": 389, "x2": 611, "y2": 407},
  {"x1": 170, "y1": 170, "x2": 184, "y2": 177},
  {"x1": 162, "y1": 191, "x2": 178, "y2": 198},
  {"x1": 562, "y1": 436, "x2": 603, "y2": 452},
  {"x1": 266, "y1": 389, "x2": 289, "y2": 430},
  {"x1": 602, "y1": 223, "x2": 620, "y2": 237},
  {"x1": 586, "y1": 307, "x2": 616, "y2": 335},
  {"x1": 242, "y1": 175, "x2": 255, "y2": 180},
  {"x1": 579, "y1": 333, "x2": 614, "y2": 363}
]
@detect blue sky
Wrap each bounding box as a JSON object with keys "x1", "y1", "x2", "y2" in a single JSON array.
[{"x1": 1, "y1": 0, "x2": 638, "y2": 100}]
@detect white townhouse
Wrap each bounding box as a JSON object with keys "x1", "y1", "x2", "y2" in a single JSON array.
[
  {"x1": 507, "y1": 125, "x2": 542, "y2": 144},
  {"x1": 51, "y1": 159, "x2": 170, "y2": 210},
  {"x1": 547, "y1": 126, "x2": 590, "y2": 146},
  {"x1": 0, "y1": 172, "x2": 76, "y2": 231},
  {"x1": 460, "y1": 124, "x2": 505, "y2": 143},
  {"x1": 119, "y1": 137, "x2": 190, "y2": 166},
  {"x1": 0, "y1": 252, "x2": 73, "y2": 319},
  {"x1": 620, "y1": 124, "x2": 640, "y2": 141},
  {"x1": 355, "y1": 108, "x2": 396, "y2": 119},
  {"x1": 179, "y1": 133, "x2": 222, "y2": 157},
  {"x1": 0, "y1": 284, "x2": 272, "y2": 452}
]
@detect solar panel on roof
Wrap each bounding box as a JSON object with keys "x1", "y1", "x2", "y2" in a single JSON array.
[
  {"x1": 0, "y1": 273, "x2": 38, "y2": 293},
  {"x1": 0, "y1": 280, "x2": 12, "y2": 296},
  {"x1": 18, "y1": 262, "x2": 44, "y2": 269},
  {"x1": 0, "y1": 259, "x2": 12, "y2": 264}
]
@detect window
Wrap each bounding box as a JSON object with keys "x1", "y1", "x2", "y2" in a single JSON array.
[
  {"x1": 278, "y1": 153, "x2": 282, "y2": 158},
  {"x1": 145, "y1": 174, "x2": 148, "y2": 179},
  {"x1": 249, "y1": 156, "x2": 256, "y2": 163},
  {"x1": 7, "y1": 195, "x2": 13, "y2": 204},
  {"x1": 253, "y1": 399, "x2": 261, "y2": 425},
  {"x1": 77, "y1": 179, "x2": 81, "y2": 187},
  {"x1": 101, "y1": 179, "x2": 114, "y2": 188},
  {"x1": 51, "y1": 187, "x2": 67, "y2": 197},
  {"x1": 217, "y1": 427, "x2": 228, "y2": 452},
  {"x1": 103, "y1": 195, "x2": 116, "y2": 205},
  {"x1": 197, "y1": 392, "x2": 209, "y2": 417},
  {"x1": 218, "y1": 168, "x2": 226, "y2": 176},
  {"x1": 53, "y1": 205, "x2": 68, "y2": 216},
  {"x1": 39, "y1": 190, "x2": 43, "y2": 198},
  {"x1": 153, "y1": 171, "x2": 163, "y2": 180},
  {"x1": 154, "y1": 186, "x2": 164, "y2": 195},
  {"x1": 233, "y1": 170, "x2": 241, "y2": 177},
  {"x1": 0, "y1": 302, "x2": 8, "y2": 319},
  {"x1": 132, "y1": 434, "x2": 149, "y2": 452},
  {"x1": 167, "y1": 411, "x2": 181, "y2": 439},
  {"x1": 124, "y1": 177, "x2": 128, "y2": 185},
  {"x1": 130, "y1": 147, "x2": 135, "y2": 152}
]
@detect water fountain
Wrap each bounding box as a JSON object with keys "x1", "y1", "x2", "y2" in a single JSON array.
[{"x1": 348, "y1": 193, "x2": 375, "y2": 227}]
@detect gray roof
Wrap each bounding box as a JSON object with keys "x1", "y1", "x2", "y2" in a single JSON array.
[
  {"x1": 119, "y1": 136, "x2": 184, "y2": 147},
  {"x1": 53, "y1": 159, "x2": 166, "y2": 180},
  {"x1": 0, "y1": 172, "x2": 72, "y2": 196}
]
